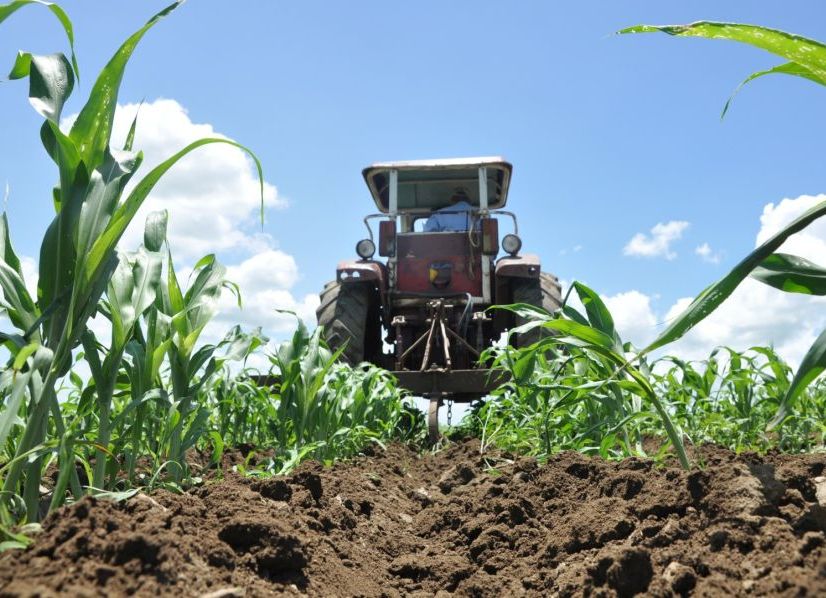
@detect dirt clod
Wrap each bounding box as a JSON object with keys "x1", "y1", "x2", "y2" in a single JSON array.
[{"x1": 1, "y1": 441, "x2": 825, "y2": 596}]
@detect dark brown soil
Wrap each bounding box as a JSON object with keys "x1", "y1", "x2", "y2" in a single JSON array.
[{"x1": 1, "y1": 440, "x2": 826, "y2": 597}]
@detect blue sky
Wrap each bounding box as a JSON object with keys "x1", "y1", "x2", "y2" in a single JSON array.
[{"x1": 2, "y1": 0, "x2": 826, "y2": 361}]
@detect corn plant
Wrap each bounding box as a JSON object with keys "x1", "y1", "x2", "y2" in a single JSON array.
[
  {"x1": 155, "y1": 252, "x2": 241, "y2": 483},
  {"x1": 240, "y1": 320, "x2": 417, "y2": 473},
  {"x1": 472, "y1": 287, "x2": 826, "y2": 461},
  {"x1": 619, "y1": 22, "x2": 826, "y2": 432},
  {"x1": 491, "y1": 281, "x2": 689, "y2": 467},
  {"x1": 0, "y1": 0, "x2": 262, "y2": 522}
]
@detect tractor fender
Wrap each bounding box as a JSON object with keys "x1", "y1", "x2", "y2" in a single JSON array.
[
  {"x1": 495, "y1": 253, "x2": 541, "y2": 279},
  {"x1": 336, "y1": 260, "x2": 387, "y2": 286},
  {"x1": 493, "y1": 254, "x2": 542, "y2": 334},
  {"x1": 336, "y1": 260, "x2": 388, "y2": 326}
]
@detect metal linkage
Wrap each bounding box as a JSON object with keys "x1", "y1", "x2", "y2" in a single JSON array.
[{"x1": 394, "y1": 298, "x2": 488, "y2": 374}]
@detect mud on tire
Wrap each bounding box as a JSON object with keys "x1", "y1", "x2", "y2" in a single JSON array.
[
  {"x1": 510, "y1": 272, "x2": 562, "y2": 348},
  {"x1": 316, "y1": 280, "x2": 381, "y2": 365}
]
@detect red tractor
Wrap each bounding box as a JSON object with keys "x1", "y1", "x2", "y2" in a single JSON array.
[{"x1": 317, "y1": 157, "x2": 561, "y2": 440}]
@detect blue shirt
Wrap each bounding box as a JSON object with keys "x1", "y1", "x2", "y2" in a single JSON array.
[{"x1": 424, "y1": 200, "x2": 475, "y2": 232}]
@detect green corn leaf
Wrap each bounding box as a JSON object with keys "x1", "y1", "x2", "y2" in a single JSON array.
[
  {"x1": 770, "y1": 327, "x2": 826, "y2": 428},
  {"x1": 74, "y1": 149, "x2": 142, "y2": 268},
  {"x1": 0, "y1": 259, "x2": 38, "y2": 333},
  {"x1": 40, "y1": 120, "x2": 84, "y2": 210},
  {"x1": 722, "y1": 62, "x2": 821, "y2": 118},
  {"x1": 8, "y1": 51, "x2": 32, "y2": 79},
  {"x1": 0, "y1": 0, "x2": 78, "y2": 79},
  {"x1": 752, "y1": 252, "x2": 826, "y2": 295},
  {"x1": 0, "y1": 212, "x2": 23, "y2": 276},
  {"x1": 123, "y1": 100, "x2": 143, "y2": 152},
  {"x1": 183, "y1": 256, "x2": 225, "y2": 332},
  {"x1": 143, "y1": 210, "x2": 167, "y2": 252},
  {"x1": 79, "y1": 329, "x2": 103, "y2": 384},
  {"x1": 642, "y1": 198, "x2": 826, "y2": 355},
  {"x1": 0, "y1": 360, "x2": 34, "y2": 449},
  {"x1": 165, "y1": 248, "x2": 185, "y2": 324},
  {"x1": 18, "y1": 53, "x2": 74, "y2": 123},
  {"x1": 107, "y1": 229, "x2": 162, "y2": 350},
  {"x1": 11, "y1": 341, "x2": 39, "y2": 371},
  {"x1": 37, "y1": 127, "x2": 85, "y2": 320},
  {"x1": 540, "y1": 319, "x2": 618, "y2": 352},
  {"x1": 573, "y1": 282, "x2": 618, "y2": 342},
  {"x1": 0, "y1": 330, "x2": 27, "y2": 350},
  {"x1": 106, "y1": 253, "x2": 134, "y2": 349},
  {"x1": 68, "y1": 1, "x2": 181, "y2": 173},
  {"x1": 618, "y1": 22, "x2": 826, "y2": 84}
]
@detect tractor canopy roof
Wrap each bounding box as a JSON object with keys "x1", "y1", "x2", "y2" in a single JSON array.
[{"x1": 362, "y1": 157, "x2": 512, "y2": 214}]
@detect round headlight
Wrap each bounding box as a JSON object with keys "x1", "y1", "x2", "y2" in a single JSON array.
[
  {"x1": 502, "y1": 234, "x2": 522, "y2": 256},
  {"x1": 356, "y1": 238, "x2": 376, "y2": 259}
]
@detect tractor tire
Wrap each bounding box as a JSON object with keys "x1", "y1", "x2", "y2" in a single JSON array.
[
  {"x1": 316, "y1": 280, "x2": 379, "y2": 366},
  {"x1": 511, "y1": 272, "x2": 563, "y2": 348}
]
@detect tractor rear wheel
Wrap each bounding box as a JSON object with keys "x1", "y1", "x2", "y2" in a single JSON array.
[
  {"x1": 316, "y1": 280, "x2": 380, "y2": 366},
  {"x1": 511, "y1": 272, "x2": 563, "y2": 348}
]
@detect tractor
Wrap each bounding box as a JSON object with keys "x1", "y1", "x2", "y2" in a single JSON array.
[{"x1": 317, "y1": 157, "x2": 561, "y2": 441}]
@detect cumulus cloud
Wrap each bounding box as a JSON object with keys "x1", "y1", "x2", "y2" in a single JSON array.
[
  {"x1": 624, "y1": 220, "x2": 689, "y2": 260},
  {"x1": 110, "y1": 100, "x2": 286, "y2": 260},
  {"x1": 207, "y1": 249, "x2": 320, "y2": 343},
  {"x1": 602, "y1": 290, "x2": 659, "y2": 348},
  {"x1": 695, "y1": 242, "x2": 722, "y2": 264}
]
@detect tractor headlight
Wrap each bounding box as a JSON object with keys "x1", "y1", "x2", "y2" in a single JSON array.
[
  {"x1": 502, "y1": 234, "x2": 522, "y2": 256},
  {"x1": 356, "y1": 238, "x2": 376, "y2": 259}
]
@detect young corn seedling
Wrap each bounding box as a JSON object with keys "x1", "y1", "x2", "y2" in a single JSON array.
[
  {"x1": 490, "y1": 281, "x2": 689, "y2": 467},
  {"x1": 0, "y1": 0, "x2": 262, "y2": 521}
]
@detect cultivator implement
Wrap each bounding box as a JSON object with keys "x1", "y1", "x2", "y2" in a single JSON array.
[{"x1": 389, "y1": 298, "x2": 506, "y2": 441}]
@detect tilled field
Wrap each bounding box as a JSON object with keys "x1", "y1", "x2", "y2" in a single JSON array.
[{"x1": 1, "y1": 441, "x2": 825, "y2": 597}]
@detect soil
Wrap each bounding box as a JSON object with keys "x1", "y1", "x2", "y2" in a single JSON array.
[{"x1": 1, "y1": 440, "x2": 826, "y2": 597}]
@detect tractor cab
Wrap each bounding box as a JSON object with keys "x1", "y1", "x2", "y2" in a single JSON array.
[
  {"x1": 361, "y1": 157, "x2": 520, "y2": 304},
  {"x1": 318, "y1": 157, "x2": 561, "y2": 442}
]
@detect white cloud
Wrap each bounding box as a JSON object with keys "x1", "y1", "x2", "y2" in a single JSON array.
[
  {"x1": 695, "y1": 242, "x2": 722, "y2": 264},
  {"x1": 109, "y1": 100, "x2": 286, "y2": 260},
  {"x1": 206, "y1": 249, "x2": 320, "y2": 343},
  {"x1": 602, "y1": 290, "x2": 659, "y2": 348},
  {"x1": 624, "y1": 220, "x2": 689, "y2": 260},
  {"x1": 559, "y1": 244, "x2": 584, "y2": 256}
]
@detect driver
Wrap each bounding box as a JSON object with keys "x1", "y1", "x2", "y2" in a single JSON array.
[{"x1": 424, "y1": 187, "x2": 476, "y2": 232}]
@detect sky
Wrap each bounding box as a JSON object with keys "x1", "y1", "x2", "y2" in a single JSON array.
[{"x1": 2, "y1": 0, "x2": 826, "y2": 367}]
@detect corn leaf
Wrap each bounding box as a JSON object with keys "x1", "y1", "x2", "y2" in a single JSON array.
[
  {"x1": 770, "y1": 327, "x2": 826, "y2": 428},
  {"x1": 572, "y1": 282, "x2": 621, "y2": 351},
  {"x1": 722, "y1": 62, "x2": 821, "y2": 118},
  {"x1": 752, "y1": 252, "x2": 826, "y2": 295},
  {"x1": 0, "y1": 0, "x2": 78, "y2": 78},
  {"x1": 143, "y1": 210, "x2": 167, "y2": 252},
  {"x1": 69, "y1": 1, "x2": 181, "y2": 173},
  {"x1": 618, "y1": 22, "x2": 826, "y2": 84},
  {"x1": 0, "y1": 212, "x2": 23, "y2": 276},
  {"x1": 0, "y1": 368, "x2": 33, "y2": 460},
  {"x1": 642, "y1": 198, "x2": 826, "y2": 354},
  {"x1": 14, "y1": 53, "x2": 74, "y2": 123}
]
